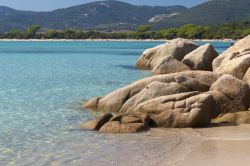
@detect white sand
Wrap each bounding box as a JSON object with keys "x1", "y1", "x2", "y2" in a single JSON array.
[{"x1": 0, "y1": 38, "x2": 236, "y2": 42}]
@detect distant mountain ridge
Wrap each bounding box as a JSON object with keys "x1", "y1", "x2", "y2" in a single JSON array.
[
  {"x1": 2, "y1": 0, "x2": 250, "y2": 32},
  {"x1": 0, "y1": 0, "x2": 186, "y2": 32},
  {"x1": 153, "y1": 0, "x2": 250, "y2": 29}
]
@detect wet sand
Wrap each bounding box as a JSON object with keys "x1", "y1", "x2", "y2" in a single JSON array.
[
  {"x1": 174, "y1": 124, "x2": 250, "y2": 166},
  {"x1": 77, "y1": 124, "x2": 250, "y2": 166}
]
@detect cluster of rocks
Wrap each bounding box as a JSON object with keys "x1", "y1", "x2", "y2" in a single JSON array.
[
  {"x1": 135, "y1": 38, "x2": 218, "y2": 74},
  {"x1": 80, "y1": 112, "x2": 150, "y2": 133},
  {"x1": 81, "y1": 36, "x2": 250, "y2": 133}
]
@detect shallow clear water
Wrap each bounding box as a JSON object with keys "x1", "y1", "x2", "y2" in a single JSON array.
[{"x1": 0, "y1": 41, "x2": 232, "y2": 165}]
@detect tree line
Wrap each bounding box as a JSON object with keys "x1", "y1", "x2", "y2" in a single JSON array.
[{"x1": 1, "y1": 21, "x2": 250, "y2": 40}]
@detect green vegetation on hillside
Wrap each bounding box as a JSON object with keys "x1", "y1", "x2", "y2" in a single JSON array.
[
  {"x1": 2, "y1": 22, "x2": 250, "y2": 40},
  {"x1": 1, "y1": 0, "x2": 250, "y2": 32},
  {"x1": 153, "y1": 0, "x2": 250, "y2": 29},
  {"x1": 0, "y1": 1, "x2": 186, "y2": 32}
]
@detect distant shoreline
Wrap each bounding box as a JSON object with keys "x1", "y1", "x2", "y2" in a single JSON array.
[{"x1": 0, "y1": 38, "x2": 236, "y2": 42}]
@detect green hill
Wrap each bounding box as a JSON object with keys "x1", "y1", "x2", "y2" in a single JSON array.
[
  {"x1": 153, "y1": 0, "x2": 250, "y2": 29},
  {"x1": 0, "y1": 0, "x2": 186, "y2": 32}
]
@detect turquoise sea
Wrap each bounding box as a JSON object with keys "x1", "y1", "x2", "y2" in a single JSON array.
[{"x1": 0, "y1": 41, "x2": 232, "y2": 166}]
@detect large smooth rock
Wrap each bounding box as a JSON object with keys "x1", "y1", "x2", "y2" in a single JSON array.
[
  {"x1": 152, "y1": 56, "x2": 191, "y2": 75},
  {"x1": 182, "y1": 44, "x2": 218, "y2": 71},
  {"x1": 136, "y1": 38, "x2": 198, "y2": 70},
  {"x1": 243, "y1": 68, "x2": 250, "y2": 86},
  {"x1": 214, "y1": 53, "x2": 250, "y2": 79},
  {"x1": 174, "y1": 75, "x2": 210, "y2": 92},
  {"x1": 213, "y1": 35, "x2": 250, "y2": 71},
  {"x1": 110, "y1": 112, "x2": 150, "y2": 126},
  {"x1": 210, "y1": 75, "x2": 250, "y2": 101},
  {"x1": 99, "y1": 121, "x2": 147, "y2": 133},
  {"x1": 210, "y1": 75, "x2": 250, "y2": 112},
  {"x1": 83, "y1": 71, "x2": 221, "y2": 113},
  {"x1": 136, "y1": 93, "x2": 215, "y2": 128},
  {"x1": 119, "y1": 81, "x2": 190, "y2": 113},
  {"x1": 135, "y1": 43, "x2": 164, "y2": 70},
  {"x1": 205, "y1": 91, "x2": 246, "y2": 118},
  {"x1": 213, "y1": 111, "x2": 250, "y2": 124},
  {"x1": 80, "y1": 113, "x2": 113, "y2": 130},
  {"x1": 135, "y1": 91, "x2": 200, "y2": 114}
]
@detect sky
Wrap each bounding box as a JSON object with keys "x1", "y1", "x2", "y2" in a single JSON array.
[{"x1": 0, "y1": 0, "x2": 208, "y2": 11}]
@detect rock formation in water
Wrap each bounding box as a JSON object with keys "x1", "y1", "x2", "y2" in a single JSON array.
[
  {"x1": 135, "y1": 38, "x2": 199, "y2": 74},
  {"x1": 81, "y1": 36, "x2": 250, "y2": 133}
]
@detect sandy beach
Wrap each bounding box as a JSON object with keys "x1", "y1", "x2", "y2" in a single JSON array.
[
  {"x1": 0, "y1": 38, "x2": 236, "y2": 42},
  {"x1": 77, "y1": 124, "x2": 250, "y2": 166},
  {"x1": 133, "y1": 124, "x2": 250, "y2": 166},
  {"x1": 175, "y1": 124, "x2": 250, "y2": 166}
]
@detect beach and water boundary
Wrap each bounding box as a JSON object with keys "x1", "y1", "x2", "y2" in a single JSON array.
[{"x1": 0, "y1": 40, "x2": 248, "y2": 166}]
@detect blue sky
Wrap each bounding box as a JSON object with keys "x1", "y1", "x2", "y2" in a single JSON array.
[{"x1": 0, "y1": 0, "x2": 208, "y2": 11}]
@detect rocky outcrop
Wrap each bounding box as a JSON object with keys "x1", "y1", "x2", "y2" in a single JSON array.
[
  {"x1": 214, "y1": 52, "x2": 250, "y2": 79},
  {"x1": 137, "y1": 93, "x2": 214, "y2": 128},
  {"x1": 80, "y1": 112, "x2": 150, "y2": 133},
  {"x1": 181, "y1": 44, "x2": 218, "y2": 71},
  {"x1": 135, "y1": 38, "x2": 198, "y2": 74},
  {"x1": 210, "y1": 75, "x2": 250, "y2": 110},
  {"x1": 83, "y1": 71, "x2": 221, "y2": 113},
  {"x1": 81, "y1": 36, "x2": 250, "y2": 133},
  {"x1": 136, "y1": 39, "x2": 220, "y2": 75},
  {"x1": 213, "y1": 35, "x2": 250, "y2": 71},
  {"x1": 152, "y1": 56, "x2": 191, "y2": 75},
  {"x1": 213, "y1": 111, "x2": 250, "y2": 124},
  {"x1": 81, "y1": 93, "x2": 214, "y2": 132},
  {"x1": 213, "y1": 36, "x2": 250, "y2": 79},
  {"x1": 81, "y1": 97, "x2": 101, "y2": 111},
  {"x1": 100, "y1": 121, "x2": 147, "y2": 133},
  {"x1": 204, "y1": 75, "x2": 250, "y2": 118},
  {"x1": 205, "y1": 91, "x2": 244, "y2": 118},
  {"x1": 80, "y1": 113, "x2": 113, "y2": 130},
  {"x1": 174, "y1": 75, "x2": 210, "y2": 92},
  {"x1": 243, "y1": 68, "x2": 250, "y2": 86},
  {"x1": 119, "y1": 81, "x2": 190, "y2": 113},
  {"x1": 135, "y1": 44, "x2": 164, "y2": 70}
]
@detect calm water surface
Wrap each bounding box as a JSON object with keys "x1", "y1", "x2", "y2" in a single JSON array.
[{"x1": 0, "y1": 41, "x2": 232, "y2": 165}]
